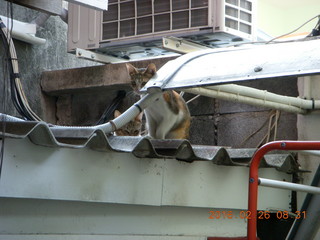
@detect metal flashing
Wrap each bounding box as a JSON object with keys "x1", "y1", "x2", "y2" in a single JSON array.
[{"x1": 141, "y1": 38, "x2": 320, "y2": 92}]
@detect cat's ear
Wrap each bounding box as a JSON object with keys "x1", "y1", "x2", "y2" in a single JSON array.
[
  {"x1": 145, "y1": 63, "x2": 157, "y2": 76},
  {"x1": 114, "y1": 110, "x2": 122, "y2": 118},
  {"x1": 135, "y1": 111, "x2": 143, "y2": 121},
  {"x1": 126, "y1": 63, "x2": 138, "y2": 76}
]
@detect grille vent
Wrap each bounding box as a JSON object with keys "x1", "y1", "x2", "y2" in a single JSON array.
[
  {"x1": 102, "y1": 0, "x2": 210, "y2": 41},
  {"x1": 225, "y1": 0, "x2": 253, "y2": 35}
]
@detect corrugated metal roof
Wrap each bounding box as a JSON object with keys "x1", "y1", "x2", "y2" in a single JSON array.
[{"x1": 0, "y1": 117, "x2": 300, "y2": 173}]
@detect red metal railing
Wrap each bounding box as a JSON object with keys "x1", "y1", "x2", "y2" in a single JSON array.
[{"x1": 247, "y1": 141, "x2": 320, "y2": 240}]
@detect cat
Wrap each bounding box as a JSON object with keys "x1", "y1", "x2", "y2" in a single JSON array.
[
  {"x1": 126, "y1": 63, "x2": 191, "y2": 139},
  {"x1": 113, "y1": 110, "x2": 143, "y2": 136}
]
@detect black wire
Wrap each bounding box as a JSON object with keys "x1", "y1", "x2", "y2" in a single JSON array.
[
  {"x1": 0, "y1": 12, "x2": 35, "y2": 120},
  {"x1": 0, "y1": 1, "x2": 14, "y2": 180},
  {"x1": 308, "y1": 16, "x2": 320, "y2": 37},
  {"x1": 0, "y1": 21, "x2": 26, "y2": 119},
  {"x1": 96, "y1": 90, "x2": 127, "y2": 125}
]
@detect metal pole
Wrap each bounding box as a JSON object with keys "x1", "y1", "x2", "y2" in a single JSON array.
[
  {"x1": 247, "y1": 141, "x2": 320, "y2": 240},
  {"x1": 259, "y1": 178, "x2": 320, "y2": 195}
]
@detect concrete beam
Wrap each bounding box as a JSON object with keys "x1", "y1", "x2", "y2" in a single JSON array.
[{"x1": 40, "y1": 57, "x2": 176, "y2": 96}]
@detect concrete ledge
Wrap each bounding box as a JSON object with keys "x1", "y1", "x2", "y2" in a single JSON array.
[{"x1": 40, "y1": 57, "x2": 176, "y2": 95}]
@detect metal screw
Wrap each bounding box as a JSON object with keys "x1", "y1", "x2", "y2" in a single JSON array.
[
  {"x1": 281, "y1": 142, "x2": 286, "y2": 148},
  {"x1": 254, "y1": 66, "x2": 263, "y2": 72},
  {"x1": 249, "y1": 178, "x2": 255, "y2": 183}
]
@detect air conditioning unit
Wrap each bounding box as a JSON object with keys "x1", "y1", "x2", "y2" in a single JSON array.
[{"x1": 68, "y1": 0, "x2": 257, "y2": 60}]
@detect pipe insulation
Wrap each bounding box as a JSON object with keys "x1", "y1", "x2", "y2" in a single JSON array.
[
  {"x1": 50, "y1": 92, "x2": 163, "y2": 135},
  {"x1": 184, "y1": 87, "x2": 307, "y2": 114},
  {"x1": 207, "y1": 84, "x2": 319, "y2": 110},
  {"x1": 97, "y1": 92, "x2": 162, "y2": 134}
]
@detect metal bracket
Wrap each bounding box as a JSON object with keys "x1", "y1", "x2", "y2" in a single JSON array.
[
  {"x1": 75, "y1": 48, "x2": 128, "y2": 64},
  {"x1": 162, "y1": 36, "x2": 211, "y2": 54}
]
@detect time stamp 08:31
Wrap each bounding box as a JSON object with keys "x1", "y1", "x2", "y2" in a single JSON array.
[{"x1": 208, "y1": 210, "x2": 306, "y2": 220}]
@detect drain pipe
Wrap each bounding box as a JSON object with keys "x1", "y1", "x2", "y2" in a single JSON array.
[
  {"x1": 184, "y1": 87, "x2": 307, "y2": 114},
  {"x1": 208, "y1": 84, "x2": 320, "y2": 110}
]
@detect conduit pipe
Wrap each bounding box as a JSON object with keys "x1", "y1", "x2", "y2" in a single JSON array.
[
  {"x1": 96, "y1": 91, "x2": 162, "y2": 134},
  {"x1": 208, "y1": 84, "x2": 320, "y2": 110},
  {"x1": 0, "y1": 15, "x2": 46, "y2": 45},
  {"x1": 259, "y1": 177, "x2": 320, "y2": 194},
  {"x1": 300, "y1": 150, "x2": 320, "y2": 157},
  {"x1": 184, "y1": 87, "x2": 307, "y2": 114},
  {"x1": 51, "y1": 91, "x2": 163, "y2": 135}
]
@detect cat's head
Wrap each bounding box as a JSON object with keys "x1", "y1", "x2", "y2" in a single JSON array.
[
  {"x1": 113, "y1": 110, "x2": 143, "y2": 136},
  {"x1": 126, "y1": 63, "x2": 157, "y2": 93}
]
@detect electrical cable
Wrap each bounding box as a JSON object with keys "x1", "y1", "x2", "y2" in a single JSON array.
[
  {"x1": 0, "y1": 16, "x2": 42, "y2": 121},
  {"x1": 266, "y1": 14, "x2": 320, "y2": 44},
  {"x1": 307, "y1": 16, "x2": 320, "y2": 37},
  {"x1": 0, "y1": 0, "x2": 13, "y2": 180},
  {"x1": 96, "y1": 90, "x2": 127, "y2": 125}
]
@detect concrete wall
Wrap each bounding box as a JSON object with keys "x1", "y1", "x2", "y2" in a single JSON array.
[
  {"x1": 297, "y1": 75, "x2": 320, "y2": 204},
  {"x1": 0, "y1": 1, "x2": 100, "y2": 119}
]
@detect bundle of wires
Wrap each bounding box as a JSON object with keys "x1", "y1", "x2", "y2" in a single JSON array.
[{"x1": 0, "y1": 16, "x2": 42, "y2": 121}]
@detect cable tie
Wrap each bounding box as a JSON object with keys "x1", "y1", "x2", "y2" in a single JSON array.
[
  {"x1": 134, "y1": 103, "x2": 143, "y2": 112},
  {"x1": 312, "y1": 98, "x2": 315, "y2": 110},
  {"x1": 109, "y1": 120, "x2": 117, "y2": 131},
  {"x1": 10, "y1": 73, "x2": 20, "y2": 79}
]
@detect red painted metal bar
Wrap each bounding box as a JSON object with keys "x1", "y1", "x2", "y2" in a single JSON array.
[{"x1": 247, "y1": 141, "x2": 320, "y2": 240}]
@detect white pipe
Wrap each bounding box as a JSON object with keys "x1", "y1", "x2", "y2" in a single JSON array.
[
  {"x1": 50, "y1": 92, "x2": 163, "y2": 135},
  {"x1": 8, "y1": 30, "x2": 46, "y2": 45},
  {"x1": 184, "y1": 87, "x2": 307, "y2": 114},
  {"x1": 259, "y1": 178, "x2": 320, "y2": 194},
  {"x1": 97, "y1": 92, "x2": 162, "y2": 134},
  {"x1": 207, "y1": 84, "x2": 320, "y2": 110},
  {"x1": 0, "y1": 15, "x2": 46, "y2": 45},
  {"x1": 299, "y1": 150, "x2": 320, "y2": 157}
]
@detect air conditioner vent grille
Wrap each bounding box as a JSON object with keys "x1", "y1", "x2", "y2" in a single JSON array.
[
  {"x1": 225, "y1": 0, "x2": 254, "y2": 34},
  {"x1": 102, "y1": 0, "x2": 210, "y2": 42}
]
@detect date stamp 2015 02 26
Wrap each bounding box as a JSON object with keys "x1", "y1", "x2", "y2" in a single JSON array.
[{"x1": 208, "y1": 210, "x2": 306, "y2": 220}]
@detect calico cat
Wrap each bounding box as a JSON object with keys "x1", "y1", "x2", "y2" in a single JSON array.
[
  {"x1": 126, "y1": 63, "x2": 191, "y2": 139},
  {"x1": 113, "y1": 110, "x2": 143, "y2": 136}
]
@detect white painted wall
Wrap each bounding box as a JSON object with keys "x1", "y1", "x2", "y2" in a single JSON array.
[
  {"x1": 0, "y1": 138, "x2": 293, "y2": 238},
  {"x1": 258, "y1": 0, "x2": 320, "y2": 37},
  {"x1": 297, "y1": 76, "x2": 320, "y2": 205}
]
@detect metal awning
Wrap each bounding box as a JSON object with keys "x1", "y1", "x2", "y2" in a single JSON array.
[
  {"x1": 0, "y1": 118, "x2": 300, "y2": 173},
  {"x1": 142, "y1": 37, "x2": 320, "y2": 92}
]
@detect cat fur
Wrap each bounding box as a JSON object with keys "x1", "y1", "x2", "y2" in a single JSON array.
[{"x1": 126, "y1": 63, "x2": 191, "y2": 139}]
